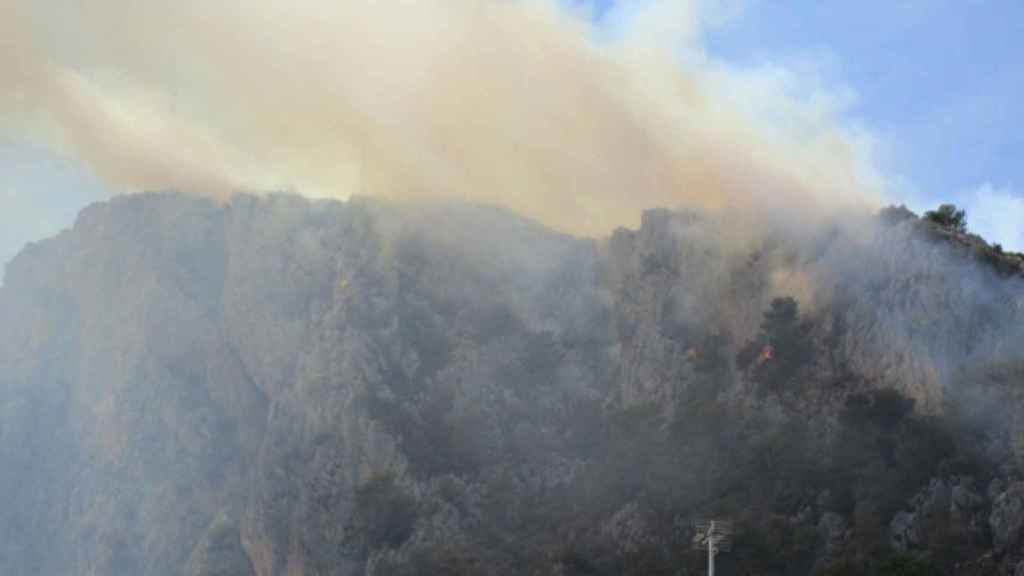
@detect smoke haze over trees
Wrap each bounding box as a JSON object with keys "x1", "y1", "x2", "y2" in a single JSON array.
[{"x1": 2, "y1": 192, "x2": 1024, "y2": 575}]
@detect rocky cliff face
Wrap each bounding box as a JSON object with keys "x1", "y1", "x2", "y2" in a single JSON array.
[{"x1": 2, "y1": 192, "x2": 1023, "y2": 575}]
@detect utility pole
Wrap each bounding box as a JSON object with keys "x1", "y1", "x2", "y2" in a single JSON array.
[
  {"x1": 694, "y1": 519, "x2": 733, "y2": 576},
  {"x1": 708, "y1": 520, "x2": 714, "y2": 576}
]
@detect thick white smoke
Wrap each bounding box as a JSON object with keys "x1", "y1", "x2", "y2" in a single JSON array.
[{"x1": 1, "y1": 0, "x2": 886, "y2": 236}]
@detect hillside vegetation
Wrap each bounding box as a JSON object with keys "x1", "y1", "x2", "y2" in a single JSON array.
[{"x1": 2, "y1": 193, "x2": 1024, "y2": 575}]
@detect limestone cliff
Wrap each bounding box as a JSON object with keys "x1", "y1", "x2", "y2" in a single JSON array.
[{"x1": 2, "y1": 192, "x2": 1023, "y2": 575}]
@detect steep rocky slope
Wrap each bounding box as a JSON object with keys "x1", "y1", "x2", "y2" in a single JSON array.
[{"x1": 2, "y1": 192, "x2": 1023, "y2": 575}]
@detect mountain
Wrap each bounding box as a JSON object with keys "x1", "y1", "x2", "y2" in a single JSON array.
[{"x1": 2, "y1": 192, "x2": 1024, "y2": 575}]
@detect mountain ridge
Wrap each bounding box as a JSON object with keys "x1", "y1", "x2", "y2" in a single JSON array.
[{"x1": 2, "y1": 191, "x2": 1024, "y2": 575}]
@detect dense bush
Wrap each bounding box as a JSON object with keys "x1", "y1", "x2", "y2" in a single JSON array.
[
  {"x1": 878, "y1": 205, "x2": 918, "y2": 226},
  {"x1": 878, "y1": 554, "x2": 935, "y2": 576},
  {"x1": 349, "y1": 474, "x2": 417, "y2": 551},
  {"x1": 737, "y1": 297, "x2": 815, "y2": 391},
  {"x1": 924, "y1": 204, "x2": 967, "y2": 233}
]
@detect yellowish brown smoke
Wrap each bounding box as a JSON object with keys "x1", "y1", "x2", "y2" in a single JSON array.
[{"x1": 1, "y1": 0, "x2": 885, "y2": 236}]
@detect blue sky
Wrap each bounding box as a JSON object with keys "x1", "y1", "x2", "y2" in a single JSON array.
[
  {"x1": 0, "y1": 137, "x2": 106, "y2": 269},
  {"x1": 703, "y1": 0, "x2": 1024, "y2": 249},
  {"x1": 704, "y1": 1, "x2": 1024, "y2": 203},
  {"x1": 2, "y1": 0, "x2": 1023, "y2": 272}
]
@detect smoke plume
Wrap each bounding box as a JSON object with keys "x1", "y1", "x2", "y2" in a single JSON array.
[{"x1": 1, "y1": 0, "x2": 886, "y2": 236}]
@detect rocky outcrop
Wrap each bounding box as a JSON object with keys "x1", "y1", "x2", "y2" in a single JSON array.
[
  {"x1": 889, "y1": 476, "x2": 990, "y2": 557},
  {"x1": 184, "y1": 512, "x2": 256, "y2": 576},
  {"x1": 990, "y1": 482, "x2": 1024, "y2": 553},
  {"x1": 890, "y1": 478, "x2": 952, "y2": 552},
  {"x1": 817, "y1": 512, "x2": 849, "y2": 559}
]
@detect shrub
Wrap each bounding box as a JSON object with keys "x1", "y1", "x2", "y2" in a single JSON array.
[
  {"x1": 924, "y1": 204, "x2": 967, "y2": 233},
  {"x1": 840, "y1": 389, "x2": 915, "y2": 431},
  {"x1": 878, "y1": 205, "x2": 917, "y2": 226},
  {"x1": 350, "y1": 473, "x2": 417, "y2": 550},
  {"x1": 879, "y1": 554, "x2": 934, "y2": 576},
  {"x1": 740, "y1": 297, "x2": 815, "y2": 390}
]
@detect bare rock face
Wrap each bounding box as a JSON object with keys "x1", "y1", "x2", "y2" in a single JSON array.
[
  {"x1": 817, "y1": 512, "x2": 848, "y2": 558},
  {"x1": 184, "y1": 512, "x2": 256, "y2": 576},
  {"x1": 952, "y1": 478, "x2": 985, "y2": 517},
  {"x1": 3, "y1": 193, "x2": 1024, "y2": 575},
  {"x1": 890, "y1": 511, "x2": 924, "y2": 553},
  {"x1": 888, "y1": 477, "x2": 987, "y2": 553},
  {"x1": 601, "y1": 502, "x2": 653, "y2": 554},
  {"x1": 990, "y1": 482, "x2": 1024, "y2": 553}
]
